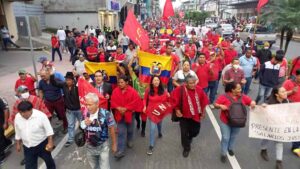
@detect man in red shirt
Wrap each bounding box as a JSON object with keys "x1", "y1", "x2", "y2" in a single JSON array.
[
  {"x1": 192, "y1": 53, "x2": 213, "y2": 93},
  {"x1": 164, "y1": 44, "x2": 180, "y2": 92},
  {"x1": 86, "y1": 42, "x2": 98, "y2": 62},
  {"x1": 184, "y1": 40, "x2": 197, "y2": 63},
  {"x1": 144, "y1": 41, "x2": 156, "y2": 54},
  {"x1": 221, "y1": 37, "x2": 231, "y2": 50},
  {"x1": 159, "y1": 41, "x2": 170, "y2": 55},
  {"x1": 289, "y1": 56, "x2": 300, "y2": 79},
  {"x1": 224, "y1": 44, "x2": 238, "y2": 65},
  {"x1": 171, "y1": 75, "x2": 209, "y2": 158},
  {"x1": 160, "y1": 30, "x2": 170, "y2": 39},
  {"x1": 201, "y1": 42, "x2": 214, "y2": 60},
  {"x1": 283, "y1": 69, "x2": 300, "y2": 157},
  {"x1": 90, "y1": 33, "x2": 99, "y2": 48},
  {"x1": 110, "y1": 46, "x2": 126, "y2": 63},
  {"x1": 15, "y1": 70, "x2": 37, "y2": 96},
  {"x1": 51, "y1": 34, "x2": 62, "y2": 62}
]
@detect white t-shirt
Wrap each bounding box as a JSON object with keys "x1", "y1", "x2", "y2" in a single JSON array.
[
  {"x1": 98, "y1": 35, "x2": 105, "y2": 44},
  {"x1": 89, "y1": 28, "x2": 96, "y2": 36},
  {"x1": 74, "y1": 60, "x2": 87, "y2": 75},
  {"x1": 56, "y1": 29, "x2": 66, "y2": 40},
  {"x1": 173, "y1": 70, "x2": 198, "y2": 85}
]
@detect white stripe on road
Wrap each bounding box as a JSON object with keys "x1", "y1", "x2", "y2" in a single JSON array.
[{"x1": 206, "y1": 106, "x2": 242, "y2": 169}]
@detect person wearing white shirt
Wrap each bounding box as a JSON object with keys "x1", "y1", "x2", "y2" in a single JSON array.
[
  {"x1": 14, "y1": 101, "x2": 55, "y2": 169},
  {"x1": 57, "y1": 27, "x2": 67, "y2": 53},
  {"x1": 89, "y1": 26, "x2": 96, "y2": 36},
  {"x1": 232, "y1": 36, "x2": 244, "y2": 57},
  {"x1": 74, "y1": 55, "x2": 87, "y2": 75},
  {"x1": 97, "y1": 32, "x2": 106, "y2": 48},
  {"x1": 173, "y1": 60, "x2": 199, "y2": 87}
]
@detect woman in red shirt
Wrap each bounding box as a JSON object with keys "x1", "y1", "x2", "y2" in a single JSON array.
[
  {"x1": 51, "y1": 34, "x2": 62, "y2": 62},
  {"x1": 214, "y1": 82, "x2": 256, "y2": 163},
  {"x1": 97, "y1": 47, "x2": 109, "y2": 62},
  {"x1": 143, "y1": 75, "x2": 169, "y2": 155}
]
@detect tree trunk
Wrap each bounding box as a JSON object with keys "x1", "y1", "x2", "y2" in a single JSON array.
[
  {"x1": 280, "y1": 27, "x2": 285, "y2": 49},
  {"x1": 285, "y1": 28, "x2": 293, "y2": 54}
]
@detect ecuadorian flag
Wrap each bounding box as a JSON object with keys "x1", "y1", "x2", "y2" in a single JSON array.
[
  {"x1": 85, "y1": 62, "x2": 118, "y2": 83},
  {"x1": 138, "y1": 50, "x2": 172, "y2": 85}
]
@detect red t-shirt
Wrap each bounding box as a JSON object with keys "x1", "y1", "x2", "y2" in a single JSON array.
[
  {"x1": 208, "y1": 57, "x2": 223, "y2": 81},
  {"x1": 144, "y1": 48, "x2": 156, "y2": 54},
  {"x1": 184, "y1": 44, "x2": 197, "y2": 59},
  {"x1": 51, "y1": 37, "x2": 59, "y2": 48},
  {"x1": 98, "y1": 53, "x2": 106, "y2": 62},
  {"x1": 111, "y1": 52, "x2": 125, "y2": 62},
  {"x1": 160, "y1": 34, "x2": 170, "y2": 39},
  {"x1": 221, "y1": 41, "x2": 231, "y2": 50},
  {"x1": 165, "y1": 53, "x2": 180, "y2": 76},
  {"x1": 291, "y1": 57, "x2": 300, "y2": 76},
  {"x1": 15, "y1": 76, "x2": 36, "y2": 95},
  {"x1": 192, "y1": 63, "x2": 210, "y2": 88},
  {"x1": 75, "y1": 36, "x2": 83, "y2": 48},
  {"x1": 160, "y1": 45, "x2": 167, "y2": 55},
  {"x1": 224, "y1": 49, "x2": 238, "y2": 65},
  {"x1": 90, "y1": 37, "x2": 99, "y2": 48},
  {"x1": 201, "y1": 47, "x2": 210, "y2": 60},
  {"x1": 215, "y1": 93, "x2": 252, "y2": 124},
  {"x1": 283, "y1": 80, "x2": 300, "y2": 102},
  {"x1": 86, "y1": 46, "x2": 98, "y2": 61}
]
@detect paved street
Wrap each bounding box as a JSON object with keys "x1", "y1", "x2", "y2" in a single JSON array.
[{"x1": 0, "y1": 40, "x2": 299, "y2": 169}]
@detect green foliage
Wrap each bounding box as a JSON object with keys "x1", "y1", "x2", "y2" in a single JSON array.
[
  {"x1": 261, "y1": 0, "x2": 300, "y2": 31},
  {"x1": 184, "y1": 11, "x2": 211, "y2": 25}
]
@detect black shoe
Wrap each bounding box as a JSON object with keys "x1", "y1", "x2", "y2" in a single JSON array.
[
  {"x1": 114, "y1": 151, "x2": 125, "y2": 160},
  {"x1": 260, "y1": 149, "x2": 269, "y2": 161},
  {"x1": 147, "y1": 146, "x2": 154, "y2": 155},
  {"x1": 158, "y1": 133, "x2": 162, "y2": 138},
  {"x1": 276, "y1": 160, "x2": 283, "y2": 169},
  {"x1": 221, "y1": 155, "x2": 227, "y2": 163},
  {"x1": 0, "y1": 154, "x2": 6, "y2": 164},
  {"x1": 4, "y1": 140, "x2": 13, "y2": 153},
  {"x1": 20, "y1": 159, "x2": 26, "y2": 166},
  {"x1": 136, "y1": 123, "x2": 140, "y2": 130},
  {"x1": 182, "y1": 149, "x2": 190, "y2": 158},
  {"x1": 228, "y1": 150, "x2": 234, "y2": 156},
  {"x1": 64, "y1": 141, "x2": 72, "y2": 147},
  {"x1": 141, "y1": 131, "x2": 145, "y2": 137}
]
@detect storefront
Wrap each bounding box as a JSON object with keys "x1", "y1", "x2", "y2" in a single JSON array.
[{"x1": 98, "y1": 0, "x2": 120, "y2": 30}]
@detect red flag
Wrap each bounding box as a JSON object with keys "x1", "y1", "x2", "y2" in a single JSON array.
[
  {"x1": 146, "y1": 102, "x2": 173, "y2": 124},
  {"x1": 162, "y1": 0, "x2": 174, "y2": 20},
  {"x1": 123, "y1": 10, "x2": 149, "y2": 50},
  {"x1": 77, "y1": 77, "x2": 108, "y2": 116},
  {"x1": 257, "y1": 0, "x2": 269, "y2": 13}
]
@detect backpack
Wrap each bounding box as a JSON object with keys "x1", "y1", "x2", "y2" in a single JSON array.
[{"x1": 225, "y1": 94, "x2": 248, "y2": 128}]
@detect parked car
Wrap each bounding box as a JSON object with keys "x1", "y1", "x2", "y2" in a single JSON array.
[
  {"x1": 217, "y1": 24, "x2": 234, "y2": 37},
  {"x1": 238, "y1": 24, "x2": 277, "y2": 47}
]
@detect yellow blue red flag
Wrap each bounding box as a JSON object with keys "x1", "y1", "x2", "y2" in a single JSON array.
[
  {"x1": 138, "y1": 50, "x2": 172, "y2": 84},
  {"x1": 84, "y1": 62, "x2": 118, "y2": 83}
]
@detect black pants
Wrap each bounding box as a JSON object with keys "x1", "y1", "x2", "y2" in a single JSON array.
[
  {"x1": 51, "y1": 48, "x2": 62, "y2": 61},
  {"x1": 0, "y1": 125, "x2": 12, "y2": 156},
  {"x1": 23, "y1": 139, "x2": 56, "y2": 169},
  {"x1": 179, "y1": 118, "x2": 201, "y2": 151}
]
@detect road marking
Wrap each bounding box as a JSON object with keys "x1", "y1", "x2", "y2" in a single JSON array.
[{"x1": 206, "y1": 106, "x2": 242, "y2": 169}]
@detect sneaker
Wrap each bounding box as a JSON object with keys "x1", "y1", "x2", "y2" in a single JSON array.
[
  {"x1": 158, "y1": 133, "x2": 163, "y2": 138},
  {"x1": 147, "y1": 146, "x2": 154, "y2": 155},
  {"x1": 114, "y1": 151, "x2": 125, "y2": 160},
  {"x1": 127, "y1": 141, "x2": 133, "y2": 148},
  {"x1": 0, "y1": 154, "x2": 6, "y2": 164},
  {"x1": 228, "y1": 150, "x2": 234, "y2": 156},
  {"x1": 20, "y1": 159, "x2": 26, "y2": 166},
  {"x1": 220, "y1": 155, "x2": 227, "y2": 163},
  {"x1": 260, "y1": 149, "x2": 269, "y2": 161},
  {"x1": 182, "y1": 149, "x2": 190, "y2": 158},
  {"x1": 209, "y1": 104, "x2": 215, "y2": 109},
  {"x1": 64, "y1": 141, "x2": 72, "y2": 147}
]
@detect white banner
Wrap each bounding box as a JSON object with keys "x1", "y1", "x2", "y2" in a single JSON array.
[{"x1": 249, "y1": 103, "x2": 300, "y2": 142}]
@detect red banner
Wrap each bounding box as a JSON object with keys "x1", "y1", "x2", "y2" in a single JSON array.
[
  {"x1": 123, "y1": 10, "x2": 149, "y2": 50},
  {"x1": 257, "y1": 0, "x2": 269, "y2": 13},
  {"x1": 77, "y1": 77, "x2": 108, "y2": 116},
  {"x1": 162, "y1": 0, "x2": 175, "y2": 20},
  {"x1": 146, "y1": 102, "x2": 173, "y2": 124}
]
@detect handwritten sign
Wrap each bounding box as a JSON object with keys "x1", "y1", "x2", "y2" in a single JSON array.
[{"x1": 249, "y1": 103, "x2": 300, "y2": 142}]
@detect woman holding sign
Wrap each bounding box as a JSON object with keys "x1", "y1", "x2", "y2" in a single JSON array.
[
  {"x1": 143, "y1": 75, "x2": 170, "y2": 155},
  {"x1": 214, "y1": 82, "x2": 256, "y2": 163},
  {"x1": 260, "y1": 87, "x2": 289, "y2": 169}
]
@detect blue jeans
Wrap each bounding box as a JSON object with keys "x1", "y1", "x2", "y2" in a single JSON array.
[
  {"x1": 203, "y1": 87, "x2": 209, "y2": 94},
  {"x1": 2, "y1": 37, "x2": 18, "y2": 49},
  {"x1": 255, "y1": 84, "x2": 273, "y2": 104},
  {"x1": 66, "y1": 109, "x2": 82, "y2": 143},
  {"x1": 122, "y1": 45, "x2": 128, "y2": 53},
  {"x1": 86, "y1": 141, "x2": 110, "y2": 169},
  {"x1": 117, "y1": 118, "x2": 134, "y2": 153},
  {"x1": 149, "y1": 120, "x2": 162, "y2": 147},
  {"x1": 51, "y1": 47, "x2": 62, "y2": 61},
  {"x1": 23, "y1": 139, "x2": 56, "y2": 169},
  {"x1": 207, "y1": 81, "x2": 218, "y2": 104},
  {"x1": 220, "y1": 122, "x2": 240, "y2": 155},
  {"x1": 167, "y1": 78, "x2": 174, "y2": 93},
  {"x1": 243, "y1": 77, "x2": 252, "y2": 94}
]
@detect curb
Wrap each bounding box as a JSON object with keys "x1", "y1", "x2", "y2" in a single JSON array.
[{"x1": 6, "y1": 47, "x2": 45, "y2": 51}]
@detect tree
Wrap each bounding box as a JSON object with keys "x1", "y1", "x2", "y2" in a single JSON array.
[
  {"x1": 184, "y1": 11, "x2": 211, "y2": 26},
  {"x1": 261, "y1": 0, "x2": 300, "y2": 53}
]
